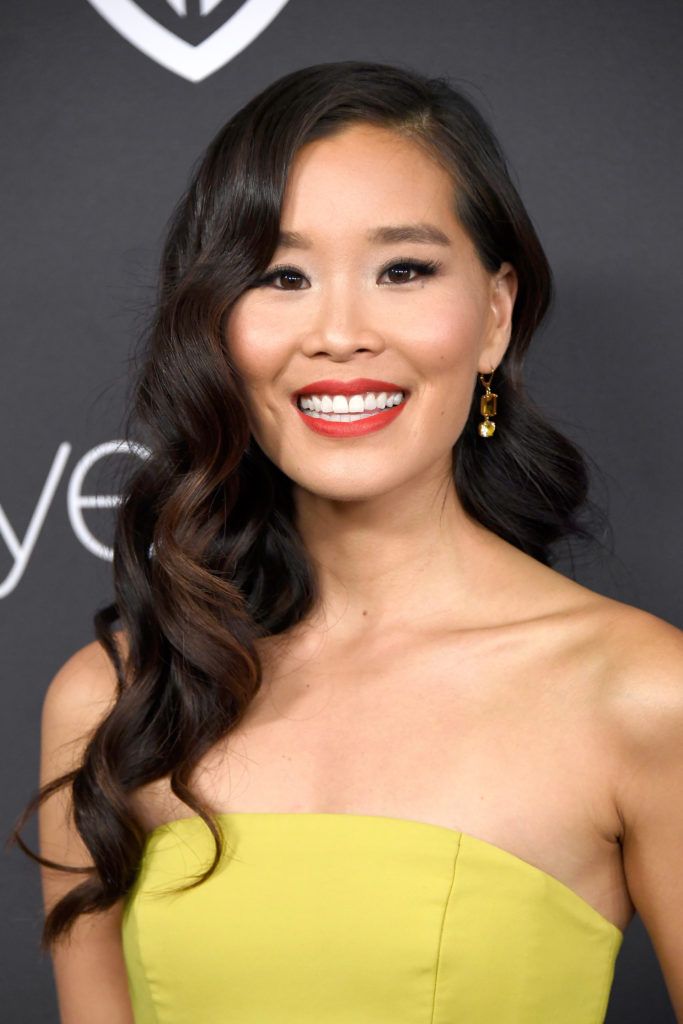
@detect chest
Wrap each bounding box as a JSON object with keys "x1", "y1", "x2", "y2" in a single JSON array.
[
  {"x1": 137, "y1": 627, "x2": 634, "y2": 931},
  {"x1": 217, "y1": 629, "x2": 589, "y2": 801}
]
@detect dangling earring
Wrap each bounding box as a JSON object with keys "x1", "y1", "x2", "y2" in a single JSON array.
[{"x1": 478, "y1": 370, "x2": 497, "y2": 437}]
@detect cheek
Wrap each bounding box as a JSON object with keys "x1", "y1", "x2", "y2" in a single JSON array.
[
  {"x1": 397, "y1": 290, "x2": 485, "y2": 406},
  {"x1": 224, "y1": 304, "x2": 286, "y2": 447},
  {"x1": 226, "y1": 299, "x2": 287, "y2": 395},
  {"x1": 382, "y1": 292, "x2": 484, "y2": 457}
]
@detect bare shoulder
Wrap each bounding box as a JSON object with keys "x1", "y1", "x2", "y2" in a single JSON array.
[
  {"x1": 42, "y1": 629, "x2": 130, "y2": 745},
  {"x1": 508, "y1": 550, "x2": 680, "y2": 678},
  {"x1": 578, "y1": 592, "x2": 683, "y2": 827},
  {"x1": 517, "y1": 558, "x2": 683, "y2": 753},
  {"x1": 582, "y1": 598, "x2": 683, "y2": 1013},
  {"x1": 40, "y1": 629, "x2": 137, "y2": 1022},
  {"x1": 40, "y1": 628, "x2": 132, "y2": 870},
  {"x1": 586, "y1": 597, "x2": 683, "y2": 748},
  {"x1": 525, "y1": 557, "x2": 682, "y2": 699},
  {"x1": 40, "y1": 629, "x2": 131, "y2": 851}
]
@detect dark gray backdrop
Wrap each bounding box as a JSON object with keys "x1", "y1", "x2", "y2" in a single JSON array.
[{"x1": 2, "y1": 1, "x2": 681, "y2": 1020}]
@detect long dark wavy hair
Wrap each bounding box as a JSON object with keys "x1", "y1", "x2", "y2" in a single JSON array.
[{"x1": 10, "y1": 60, "x2": 607, "y2": 950}]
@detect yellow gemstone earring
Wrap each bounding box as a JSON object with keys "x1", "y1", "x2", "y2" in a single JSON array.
[{"x1": 478, "y1": 371, "x2": 498, "y2": 437}]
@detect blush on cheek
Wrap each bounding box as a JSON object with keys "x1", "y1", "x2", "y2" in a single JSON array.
[
  {"x1": 399, "y1": 291, "x2": 484, "y2": 365},
  {"x1": 227, "y1": 299, "x2": 300, "y2": 399},
  {"x1": 428, "y1": 331, "x2": 480, "y2": 383}
]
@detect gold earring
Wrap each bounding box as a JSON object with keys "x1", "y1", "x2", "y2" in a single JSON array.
[{"x1": 478, "y1": 370, "x2": 497, "y2": 437}]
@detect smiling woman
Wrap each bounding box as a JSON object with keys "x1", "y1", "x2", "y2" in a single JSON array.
[
  {"x1": 228, "y1": 122, "x2": 517, "y2": 456},
  {"x1": 11, "y1": 61, "x2": 683, "y2": 1024}
]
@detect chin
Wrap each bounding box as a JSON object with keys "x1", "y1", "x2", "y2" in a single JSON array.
[{"x1": 291, "y1": 473, "x2": 406, "y2": 503}]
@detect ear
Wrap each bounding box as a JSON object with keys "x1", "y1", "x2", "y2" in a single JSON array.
[{"x1": 478, "y1": 262, "x2": 518, "y2": 374}]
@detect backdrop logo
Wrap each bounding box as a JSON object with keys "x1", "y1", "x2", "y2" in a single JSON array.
[
  {"x1": 0, "y1": 440, "x2": 153, "y2": 599},
  {"x1": 85, "y1": 0, "x2": 290, "y2": 82}
]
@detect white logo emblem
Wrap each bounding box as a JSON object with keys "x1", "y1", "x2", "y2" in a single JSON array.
[{"x1": 85, "y1": 0, "x2": 291, "y2": 82}]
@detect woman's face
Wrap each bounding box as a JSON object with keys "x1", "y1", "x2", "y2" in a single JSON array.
[{"x1": 226, "y1": 123, "x2": 517, "y2": 502}]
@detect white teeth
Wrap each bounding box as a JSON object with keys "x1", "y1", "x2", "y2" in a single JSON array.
[
  {"x1": 297, "y1": 390, "x2": 405, "y2": 416},
  {"x1": 304, "y1": 411, "x2": 379, "y2": 422}
]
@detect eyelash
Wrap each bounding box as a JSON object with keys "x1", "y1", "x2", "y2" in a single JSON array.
[{"x1": 255, "y1": 258, "x2": 441, "y2": 290}]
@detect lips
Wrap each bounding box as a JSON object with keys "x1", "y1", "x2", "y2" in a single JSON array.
[{"x1": 293, "y1": 378, "x2": 407, "y2": 400}]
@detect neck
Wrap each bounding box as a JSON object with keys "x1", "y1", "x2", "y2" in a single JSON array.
[{"x1": 291, "y1": 466, "x2": 507, "y2": 642}]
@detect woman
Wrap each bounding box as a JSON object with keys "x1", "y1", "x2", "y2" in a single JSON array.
[{"x1": 13, "y1": 61, "x2": 683, "y2": 1022}]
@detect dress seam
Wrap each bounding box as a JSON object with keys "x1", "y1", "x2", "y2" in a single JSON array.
[{"x1": 429, "y1": 831, "x2": 463, "y2": 1023}]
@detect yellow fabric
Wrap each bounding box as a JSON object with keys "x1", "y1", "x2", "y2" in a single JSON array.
[{"x1": 122, "y1": 811, "x2": 623, "y2": 1023}]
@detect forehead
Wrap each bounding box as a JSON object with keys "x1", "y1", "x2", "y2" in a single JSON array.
[{"x1": 278, "y1": 124, "x2": 459, "y2": 238}]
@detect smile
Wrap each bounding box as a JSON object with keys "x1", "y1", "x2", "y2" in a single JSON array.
[
  {"x1": 294, "y1": 391, "x2": 409, "y2": 438},
  {"x1": 298, "y1": 390, "x2": 405, "y2": 417}
]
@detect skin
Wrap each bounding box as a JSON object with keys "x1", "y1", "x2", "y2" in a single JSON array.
[
  {"x1": 222, "y1": 125, "x2": 683, "y2": 1007},
  {"x1": 38, "y1": 124, "x2": 683, "y2": 1020},
  {"x1": 227, "y1": 123, "x2": 520, "y2": 640}
]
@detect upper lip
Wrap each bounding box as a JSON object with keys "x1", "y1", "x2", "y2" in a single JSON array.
[{"x1": 293, "y1": 378, "x2": 408, "y2": 400}]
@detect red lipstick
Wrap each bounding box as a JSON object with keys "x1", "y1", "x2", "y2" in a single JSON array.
[
  {"x1": 293, "y1": 378, "x2": 407, "y2": 398},
  {"x1": 292, "y1": 378, "x2": 410, "y2": 438}
]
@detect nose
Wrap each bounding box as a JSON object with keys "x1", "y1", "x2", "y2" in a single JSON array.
[{"x1": 300, "y1": 281, "x2": 385, "y2": 359}]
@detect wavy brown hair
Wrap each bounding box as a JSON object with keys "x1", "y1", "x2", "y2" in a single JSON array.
[{"x1": 10, "y1": 60, "x2": 607, "y2": 950}]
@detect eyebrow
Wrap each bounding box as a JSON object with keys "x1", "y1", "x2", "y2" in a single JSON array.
[
  {"x1": 276, "y1": 222, "x2": 452, "y2": 250},
  {"x1": 367, "y1": 223, "x2": 451, "y2": 246}
]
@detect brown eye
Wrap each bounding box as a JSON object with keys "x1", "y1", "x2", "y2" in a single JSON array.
[
  {"x1": 386, "y1": 264, "x2": 417, "y2": 283},
  {"x1": 379, "y1": 260, "x2": 439, "y2": 285},
  {"x1": 257, "y1": 266, "x2": 309, "y2": 290},
  {"x1": 275, "y1": 269, "x2": 306, "y2": 290}
]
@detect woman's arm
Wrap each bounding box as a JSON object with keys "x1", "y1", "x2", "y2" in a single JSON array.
[
  {"x1": 39, "y1": 640, "x2": 135, "y2": 1024},
  {"x1": 611, "y1": 609, "x2": 683, "y2": 1021}
]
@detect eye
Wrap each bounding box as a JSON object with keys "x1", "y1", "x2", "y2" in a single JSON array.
[
  {"x1": 256, "y1": 265, "x2": 309, "y2": 290},
  {"x1": 378, "y1": 259, "x2": 440, "y2": 285}
]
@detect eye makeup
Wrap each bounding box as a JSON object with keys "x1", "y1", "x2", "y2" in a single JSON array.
[{"x1": 255, "y1": 256, "x2": 442, "y2": 290}]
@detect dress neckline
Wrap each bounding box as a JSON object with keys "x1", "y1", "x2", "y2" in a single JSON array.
[{"x1": 141, "y1": 809, "x2": 624, "y2": 937}]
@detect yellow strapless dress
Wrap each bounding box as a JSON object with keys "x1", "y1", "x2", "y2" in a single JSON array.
[{"x1": 122, "y1": 812, "x2": 623, "y2": 1022}]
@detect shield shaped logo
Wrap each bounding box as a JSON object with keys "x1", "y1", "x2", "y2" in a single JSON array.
[{"x1": 85, "y1": 0, "x2": 291, "y2": 82}]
